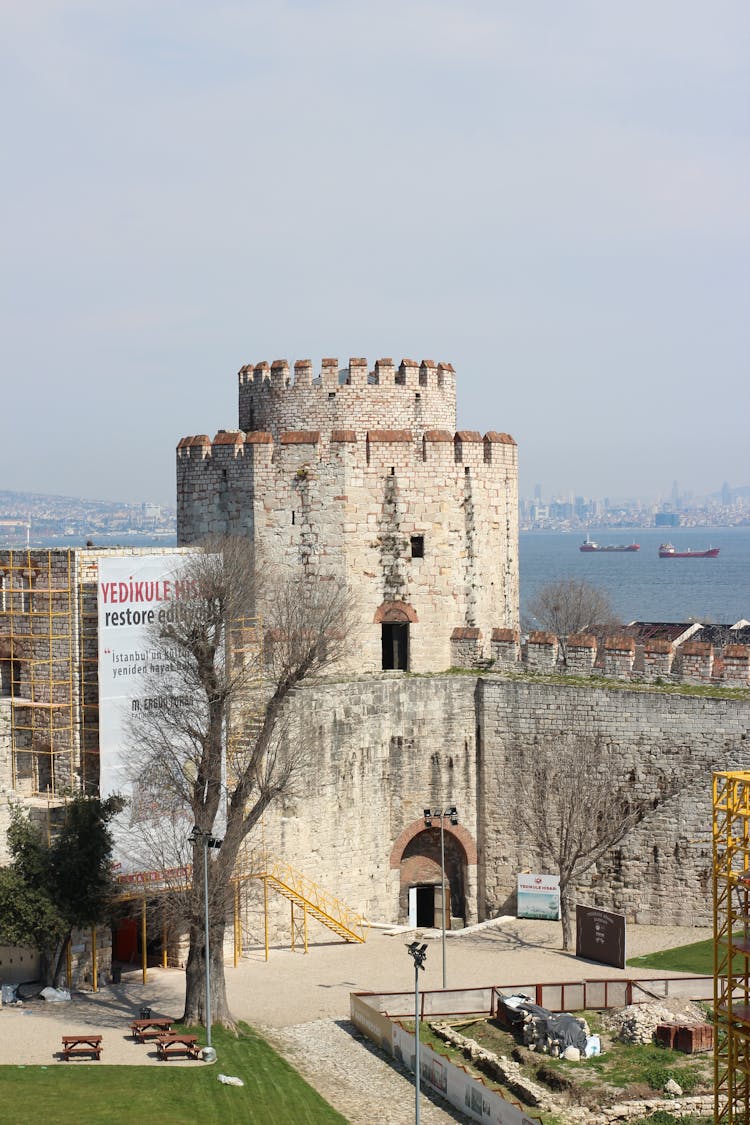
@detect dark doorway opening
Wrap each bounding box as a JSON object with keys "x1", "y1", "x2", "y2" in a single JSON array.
[
  {"x1": 382, "y1": 623, "x2": 408, "y2": 670},
  {"x1": 416, "y1": 886, "x2": 435, "y2": 928}
]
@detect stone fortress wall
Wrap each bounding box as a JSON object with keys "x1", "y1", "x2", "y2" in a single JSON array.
[
  {"x1": 464, "y1": 627, "x2": 750, "y2": 686},
  {"x1": 177, "y1": 356, "x2": 519, "y2": 673},
  {"x1": 247, "y1": 671, "x2": 750, "y2": 934}
]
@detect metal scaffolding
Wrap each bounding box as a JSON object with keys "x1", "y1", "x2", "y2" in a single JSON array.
[
  {"x1": 0, "y1": 549, "x2": 81, "y2": 798},
  {"x1": 714, "y1": 769, "x2": 750, "y2": 1123}
]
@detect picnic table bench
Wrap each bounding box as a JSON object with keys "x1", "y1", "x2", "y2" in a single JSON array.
[
  {"x1": 130, "y1": 1017, "x2": 174, "y2": 1041},
  {"x1": 156, "y1": 1034, "x2": 200, "y2": 1061},
  {"x1": 61, "y1": 1034, "x2": 102, "y2": 1061}
]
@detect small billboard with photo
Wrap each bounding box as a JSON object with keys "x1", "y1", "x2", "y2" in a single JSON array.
[{"x1": 517, "y1": 873, "x2": 560, "y2": 920}]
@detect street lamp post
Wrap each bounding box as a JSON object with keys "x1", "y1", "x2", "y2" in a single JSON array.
[
  {"x1": 406, "y1": 941, "x2": 427, "y2": 1125},
  {"x1": 423, "y1": 806, "x2": 458, "y2": 989},
  {"x1": 189, "y1": 825, "x2": 222, "y2": 1060}
]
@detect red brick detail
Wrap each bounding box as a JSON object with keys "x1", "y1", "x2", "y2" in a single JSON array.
[
  {"x1": 528, "y1": 631, "x2": 557, "y2": 645},
  {"x1": 567, "y1": 634, "x2": 597, "y2": 649},
  {"x1": 492, "y1": 628, "x2": 520, "y2": 643},
  {"x1": 681, "y1": 641, "x2": 712, "y2": 657},
  {"x1": 244, "y1": 431, "x2": 273, "y2": 444},
  {"x1": 294, "y1": 359, "x2": 312, "y2": 370},
  {"x1": 280, "y1": 431, "x2": 321, "y2": 445},
  {"x1": 390, "y1": 818, "x2": 478, "y2": 869},
  {"x1": 322, "y1": 357, "x2": 338, "y2": 367},
  {"x1": 188, "y1": 435, "x2": 211, "y2": 447},
  {"x1": 644, "y1": 639, "x2": 673, "y2": 654},
  {"x1": 367, "y1": 430, "x2": 412, "y2": 443},
  {"x1": 423, "y1": 430, "x2": 453, "y2": 442},
  {"x1": 605, "y1": 635, "x2": 637, "y2": 653},
  {"x1": 420, "y1": 359, "x2": 437, "y2": 369},
  {"x1": 483, "y1": 431, "x2": 517, "y2": 445},
  {"x1": 454, "y1": 431, "x2": 482, "y2": 442},
  {"x1": 212, "y1": 430, "x2": 244, "y2": 445},
  {"x1": 333, "y1": 496, "x2": 348, "y2": 502},
  {"x1": 724, "y1": 644, "x2": 749, "y2": 660},
  {"x1": 330, "y1": 430, "x2": 357, "y2": 443},
  {"x1": 374, "y1": 601, "x2": 418, "y2": 624},
  {"x1": 451, "y1": 627, "x2": 481, "y2": 640}
]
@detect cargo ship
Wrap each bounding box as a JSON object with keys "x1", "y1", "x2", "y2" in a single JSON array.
[
  {"x1": 579, "y1": 537, "x2": 640, "y2": 553},
  {"x1": 658, "y1": 543, "x2": 720, "y2": 559}
]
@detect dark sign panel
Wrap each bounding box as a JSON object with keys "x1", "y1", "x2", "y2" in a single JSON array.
[{"x1": 575, "y1": 905, "x2": 626, "y2": 969}]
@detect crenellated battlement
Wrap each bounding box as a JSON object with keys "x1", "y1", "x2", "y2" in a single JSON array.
[
  {"x1": 177, "y1": 349, "x2": 519, "y2": 674},
  {"x1": 238, "y1": 356, "x2": 457, "y2": 440},
  {"x1": 176, "y1": 427, "x2": 517, "y2": 469},
  {"x1": 480, "y1": 628, "x2": 750, "y2": 687}
]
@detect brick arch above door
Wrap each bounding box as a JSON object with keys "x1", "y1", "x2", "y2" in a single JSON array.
[
  {"x1": 374, "y1": 601, "x2": 418, "y2": 624},
  {"x1": 389, "y1": 817, "x2": 478, "y2": 868}
]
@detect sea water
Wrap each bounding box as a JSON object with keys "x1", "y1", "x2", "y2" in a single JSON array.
[{"x1": 520, "y1": 526, "x2": 750, "y2": 625}]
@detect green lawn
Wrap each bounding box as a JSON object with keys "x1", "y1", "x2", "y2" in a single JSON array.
[
  {"x1": 627, "y1": 935, "x2": 718, "y2": 976},
  {"x1": 0, "y1": 1023, "x2": 347, "y2": 1125}
]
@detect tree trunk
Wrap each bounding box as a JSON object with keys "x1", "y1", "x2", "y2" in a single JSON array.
[
  {"x1": 51, "y1": 931, "x2": 71, "y2": 988},
  {"x1": 561, "y1": 891, "x2": 573, "y2": 951},
  {"x1": 182, "y1": 918, "x2": 235, "y2": 1030}
]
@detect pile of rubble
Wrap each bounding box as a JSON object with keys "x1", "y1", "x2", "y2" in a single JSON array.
[{"x1": 603, "y1": 998, "x2": 708, "y2": 1045}]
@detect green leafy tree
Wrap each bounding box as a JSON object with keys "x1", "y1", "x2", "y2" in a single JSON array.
[
  {"x1": 0, "y1": 796, "x2": 123, "y2": 985},
  {"x1": 0, "y1": 867, "x2": 66, "y2": 980}
]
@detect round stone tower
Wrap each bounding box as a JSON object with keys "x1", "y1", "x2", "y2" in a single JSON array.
[
  {"x1": 177, "y1": 356, "x2": 519, "y2": 673},
  {"x1": 238, "y1": 357, "x2": 457, "y2": 442}
]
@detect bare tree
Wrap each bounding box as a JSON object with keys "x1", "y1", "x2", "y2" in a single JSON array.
[
  {"x1": 514, "y1": 735, "x2": 677, "y2": 949},
  {"x1": 128, "y1": 539, "x2": 354, "y2": 1028},
  {"x1": 525, "y1": 578, "x2": 619, "y2": 664}
]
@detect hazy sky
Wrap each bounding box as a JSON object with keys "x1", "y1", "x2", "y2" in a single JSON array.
[{"x1": 2, "y1": 2, "x2": 747, "y2": 507}]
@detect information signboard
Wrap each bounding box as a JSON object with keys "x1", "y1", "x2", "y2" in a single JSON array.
[
  {"x1": 575, "y1": 904, "x2": 626, "y2": 969},
  {"x1": 517, "y1": 873, "x2": 560, "y2": 920}
]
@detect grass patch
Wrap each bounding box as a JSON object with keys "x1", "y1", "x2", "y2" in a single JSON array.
[
  {"x1": 627, "y1": 935, "x2": 718, "y2": 976},
  {"x1": 0, "y1": 1023, "x2": 346, "y2": 1125},
  {"x1": 494, "y1": 668, "x2": 748, "y2": 700},
  {"x1": 416, "y1": 1011, "x2": 711, "y2": 1120}
]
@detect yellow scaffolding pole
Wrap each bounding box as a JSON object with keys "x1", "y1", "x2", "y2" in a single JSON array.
[{"x1": 714, "y1": 770, "x2": 750, "y2": 1123}]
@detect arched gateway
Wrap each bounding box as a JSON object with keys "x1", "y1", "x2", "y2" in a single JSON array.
[{"x1": 390, "y1": 818, "x2": 478, "y2": 928}]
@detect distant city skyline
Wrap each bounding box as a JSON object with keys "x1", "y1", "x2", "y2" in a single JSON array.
[{"x1": 2, "y1": 4, "x2": 747, "y2": 507}]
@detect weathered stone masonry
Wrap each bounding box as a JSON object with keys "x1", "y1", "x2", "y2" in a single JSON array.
[
  {"x1": 255, "y1": 673, "x2": 750, "y2": 931},
  {"x1": 177, "y1": 357, "x2": 519, "y2": 673}
]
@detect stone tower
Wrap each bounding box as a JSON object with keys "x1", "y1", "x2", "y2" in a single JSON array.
[{"x1": 176, "y1": 356, "x2": 519, "y2": 672}]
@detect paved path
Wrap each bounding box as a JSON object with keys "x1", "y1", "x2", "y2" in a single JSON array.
[{"x1": 0, "y1": 918, "x2": 712, "y2": 1123}]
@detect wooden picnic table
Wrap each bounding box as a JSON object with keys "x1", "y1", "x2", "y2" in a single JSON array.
[
  {"x1": 61, "y1": 1034, "x2": 102, "y2": 1061},
  {"x1": 130, "y1": 1017, "x2": 175, "y2": 1041},
  {"x1": 156, "y1": 1034, "x2": 200, "y2": 1061}
]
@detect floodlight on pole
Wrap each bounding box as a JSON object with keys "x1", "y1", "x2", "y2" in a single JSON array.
[
  {"x1": 406, "y1": 941, "x2": 427, "y2": 1125},
  {"x1": 188, "y1": 825, "x2": 223, "y2": 1062},
  {"x1": 423, "y1": 805, "x2": 459, "y2": 989}
]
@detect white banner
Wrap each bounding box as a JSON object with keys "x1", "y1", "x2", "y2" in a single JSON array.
[{"x1": 97, "y1": 552, "x2": 203, "y2": 871}]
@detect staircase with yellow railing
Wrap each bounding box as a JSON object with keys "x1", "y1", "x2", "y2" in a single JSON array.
[{"x1": 236, "y1": 851, "x2": 368, "y2": 946}]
